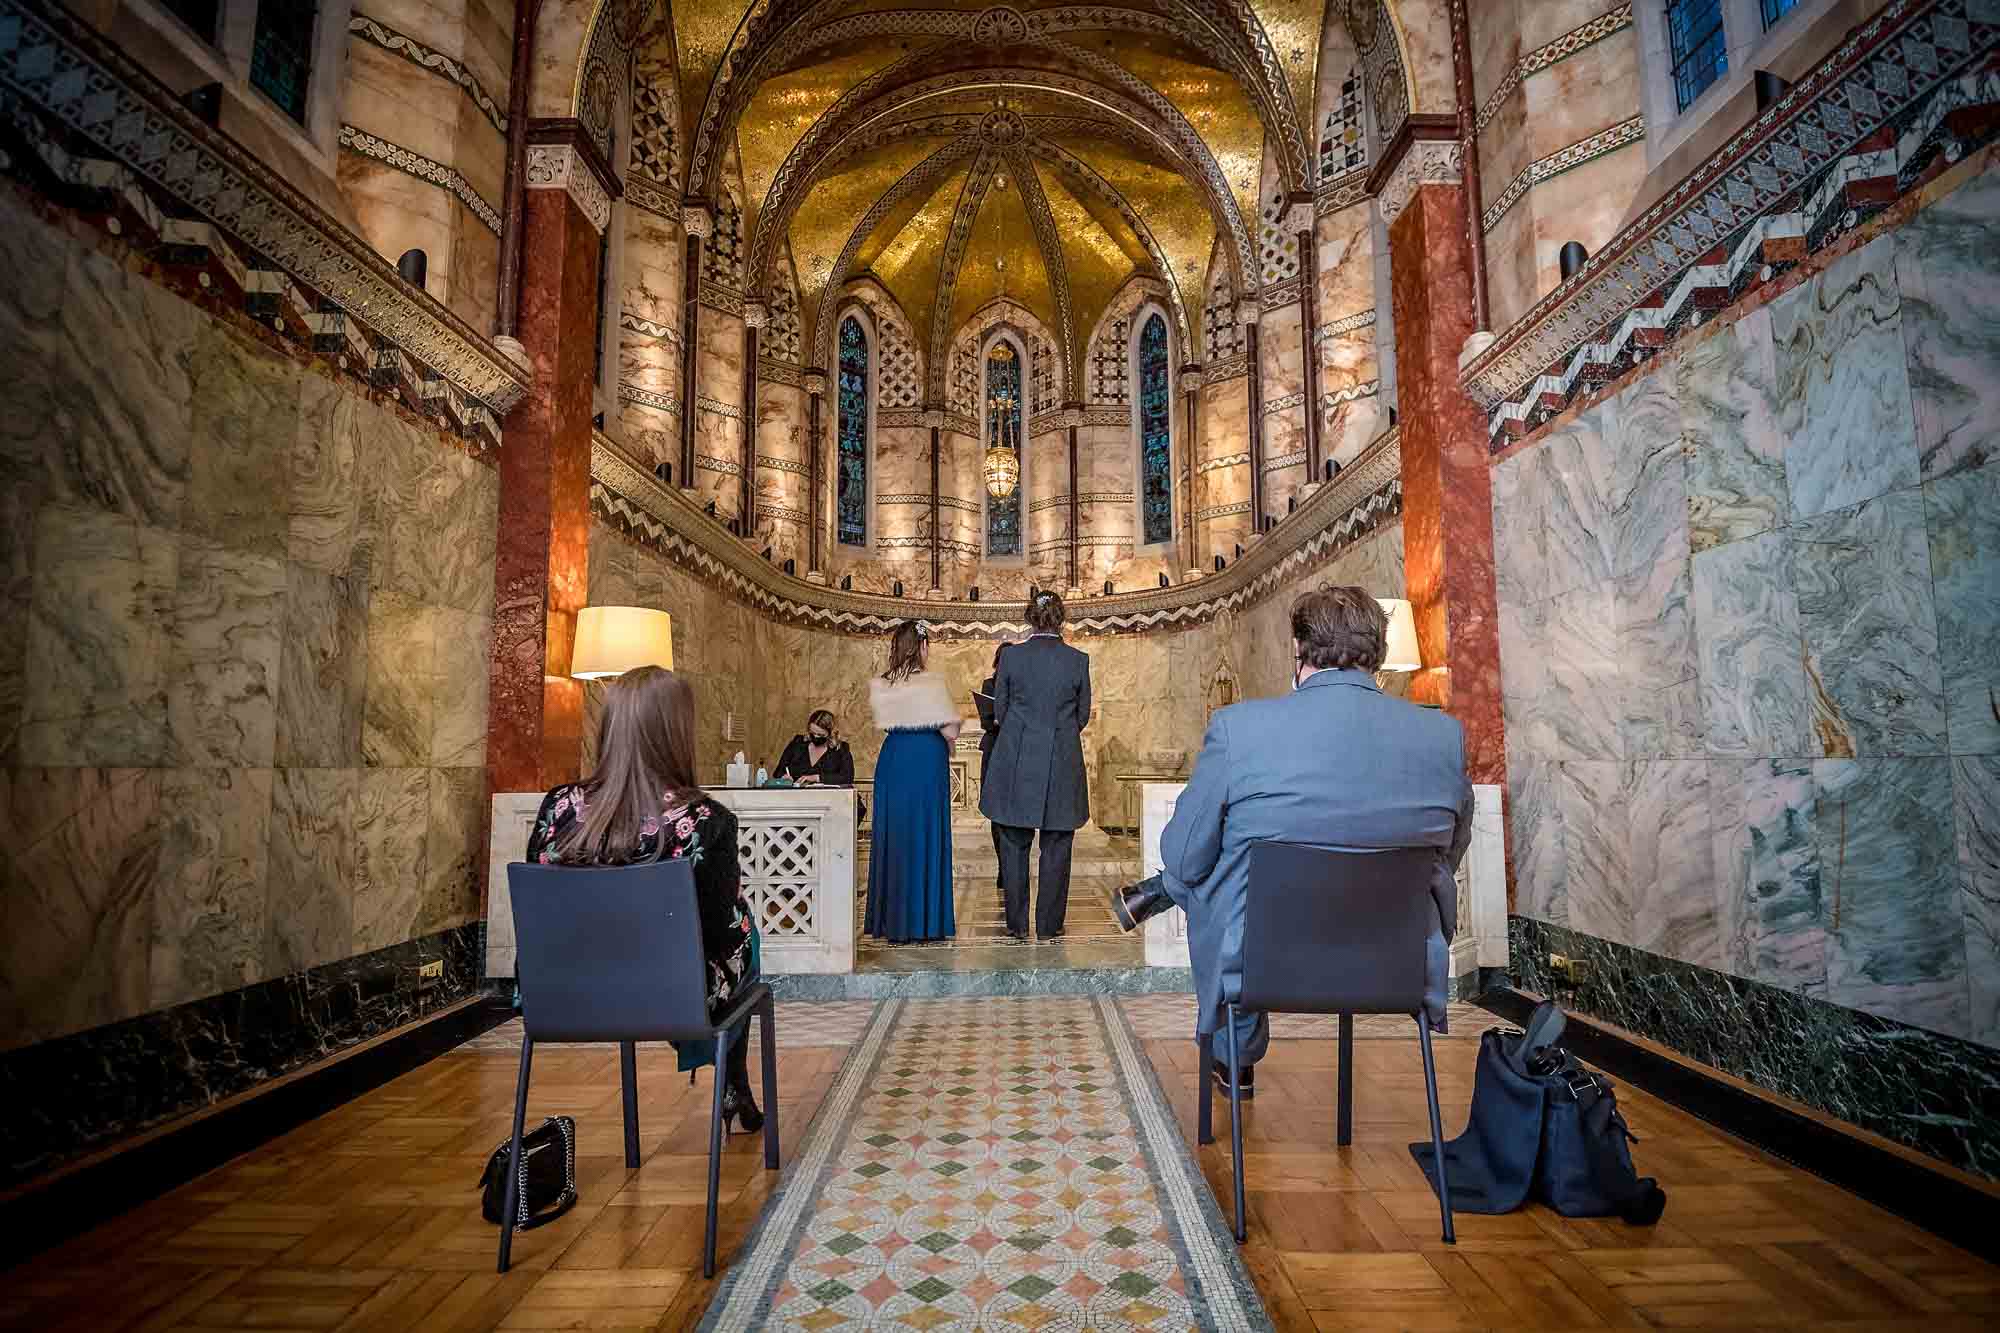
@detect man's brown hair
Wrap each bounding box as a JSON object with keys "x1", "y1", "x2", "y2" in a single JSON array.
[{"x1": 1290, "y1": 585, "x2": 1387, "y2": 673}]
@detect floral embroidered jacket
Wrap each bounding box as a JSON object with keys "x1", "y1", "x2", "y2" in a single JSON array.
[{"x1": 525, "y1": 786, "x2": 753, "y2": 1016}]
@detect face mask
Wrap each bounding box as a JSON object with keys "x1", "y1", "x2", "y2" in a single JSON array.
[{"x1": 809, "y1": 731, "x2": 829, "y2": 743}]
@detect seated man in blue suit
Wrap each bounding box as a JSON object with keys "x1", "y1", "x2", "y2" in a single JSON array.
[{"x1": 1114, "y1": 585, "x2": 1472, "y2": 1096}]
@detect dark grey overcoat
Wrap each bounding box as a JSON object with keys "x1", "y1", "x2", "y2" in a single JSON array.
[{"x1": 979, "y1": 635, "x2": 1091, "y2": 830}]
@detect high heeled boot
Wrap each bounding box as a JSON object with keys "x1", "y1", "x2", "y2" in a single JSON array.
[{"x1": 720, "y1": 1025, "x2": 764, "y2": 1134}]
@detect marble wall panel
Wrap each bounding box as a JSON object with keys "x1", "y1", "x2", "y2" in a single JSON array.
[
  {"x1": 1522, "y1": 26, "x2": 1640, "y2": 158},
  {"x1": 352, "y1": 767, "x2": 431, "y2": 954},
  {"x1": 1816, "y1": 757, "x2": 1968, "y2": 1038},
  {"x1": 1772, "y1": 234, "x2": 1921, "y2": 519},
  {"x1": 1315, "y1": 202, "x2": 1375, "y2": 319},
  {"x1": 1925, "y1": 459, "x2": 2000, "y2": 756},
  {"x1": 265, "y1": 767, "x2": 356, "y2": 975},
  {"x1": 0, "y1": 205, "x2": 69, "y2": 497},
  {"x1": 1524, "y1": 149, "x2": 1648, "y2": 309},
  {"x1": 344, "y1": 37, "x2": 461, "y2": 165},
  {"x1": 1710, "y1": 758, "x2": 1824, "y2": 995},
  {"x1": 152, "y1": 766, "x2": 272, "y2": 1010},
  {"x1": 20, "y1": 506, "x2": 177, "y2": 768},
  {"x1": 1678, "y1": 306, "x2": 1787, "y2": 551},
  {"x1": 432, "y1": 608, "x2": 492, "y2": 767},
  {"x1": 1691, "y1": 528, "x2": 1809, "y2": 758},
  {"x1": 287, "y1": 373, "x2": 373, "y2": 578},
  {"x1": 423, "y1": 766, "x2": 487, "y2": 933},
  {"x1": 1894, "y1": 160, "x2": 2000, "y2": 482},
  {"x1": 166, "y1": 541, "x2": 287, "y2": 767},
  {"x1": 1489, "y1": 445, "x2": 1546, "y2": 608},
  {"x1": 0, "y1": 768, "x2": 160, "y2": 1048},
  {"x1": 0, "y1": 486, "x2": 33, "y2": 765},
  {"x1": 1615, "y1": 553, "x2": 1702, "y2": 759},
  {"x1": 1952, "y1": 755, "x2": 2000, "y2": 1047},
  {"x1": 1507, "y1": 748, "x2": 1567, "y2": 923},
  {"x1": 274, "y1": 562, "x2": 369, "y2": 768},
  {"x1": 365, "y1": 409, "x2": 449, "y2": 605},
  {"x1": 362, "y1": 592, "x2": 436, "y2": 768},
  {"x1": 1556, "y1": 760, "x2": 1629, "y2": 945},
  {"x1": 1257, "y1": 306, "x2": 1305, "y2": 403},
  {"x1": 1481, "y1": 202, "x2": 1537, "y2": 340},
  {"x1": 48, "y1": 248, "x2": 198, "y2": 528},
  {"x1": 1544, "y1": 579, "x2": 1621, "y2": 761},
  {"x1": 433, "y1": 450, "x2": 499, "y2": 618},
  {"x1": 1789, "y1": 489, "x2": 1947, "y2": 757}
]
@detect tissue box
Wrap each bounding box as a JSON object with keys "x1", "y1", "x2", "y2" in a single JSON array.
[{"x1": 725, "y1": 762, "x2": 750, "y2": 788}]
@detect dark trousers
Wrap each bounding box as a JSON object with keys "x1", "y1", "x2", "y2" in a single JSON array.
[{"x1": 996, "y1": 824, "x2": 1073, "y2": 938}]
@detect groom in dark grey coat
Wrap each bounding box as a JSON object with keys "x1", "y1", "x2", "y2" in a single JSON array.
[{"x1": 980, "y1": 591, "x2": 1092, "y2": 939}]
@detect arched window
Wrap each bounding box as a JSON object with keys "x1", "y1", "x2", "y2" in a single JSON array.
[
  {"x1": 1136, "y1": 312, "x2": 1172, "y2": 546},
  {"x1": 984, "y1": 339, "x2": 1024, "y2": 558},
  {"x1": 836, "y1": 314, "x2": 869, "y2": 547}
]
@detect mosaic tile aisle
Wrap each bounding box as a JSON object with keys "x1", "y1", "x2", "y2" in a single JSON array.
[{"x1": 700, "y1": 996, "x2": 1270, "y2": 1331}]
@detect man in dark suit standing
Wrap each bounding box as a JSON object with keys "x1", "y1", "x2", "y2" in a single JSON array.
[{"x1": 980, "y1": 591, "x2": 1092, "y2": 940}]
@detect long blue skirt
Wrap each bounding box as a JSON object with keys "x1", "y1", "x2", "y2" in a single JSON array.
[{"x1": 864, "y1": 729, "x2": 956, "y2": 942}]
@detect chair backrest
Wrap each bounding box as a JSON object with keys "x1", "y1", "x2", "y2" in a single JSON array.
[
  {"x1": 507, "y1": 859, "x2": 714, "y2": 1042},
  {"x1": 1241, "y1": 841, "x2": 1436, "y2": 1016}
]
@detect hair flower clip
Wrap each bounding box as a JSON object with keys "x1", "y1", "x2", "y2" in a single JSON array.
[{"x1": 914, "y1": 621, "x2": 931, "y2": 640}]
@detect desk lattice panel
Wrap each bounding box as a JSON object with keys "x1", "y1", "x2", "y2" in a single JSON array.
[{"x1": 740, "y1": 821, "x2": 818, "y2": 936}]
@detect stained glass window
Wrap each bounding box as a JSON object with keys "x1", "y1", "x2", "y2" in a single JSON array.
[
  {"x1": 163, "y1": 0, "x2": 220, "y2": 43},
  {"x1": 837, "y1": 315, "x2": 868, "y2": 547},
  {"x1": 250, "y1": 1, "x2": 319, "y2": 125},
  {"x1": 1666, "y1": 0, "x2": 1727, "y2": 111},
  {"x1": 1760, "y1": 0, "x2": 1799, "y2": 27},
  {"x1": 986, "y1": 342, "x2": 1023, "y2": 558},
  {"x1": 1138, "y1": 314, "x2": 1172, "y2": 546}
]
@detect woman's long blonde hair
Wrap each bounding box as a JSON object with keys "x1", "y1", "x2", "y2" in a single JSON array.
[{"x1": 556, "y1": 666, "x2": 703, "y2": 864}]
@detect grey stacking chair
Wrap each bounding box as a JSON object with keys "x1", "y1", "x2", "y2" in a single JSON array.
[
  {"x1": 502, "y1": 860, "x2": 778, "y2": 1276},
  {"x1": 1197, "y1": 840, "x2": 1454, "y2": 1245}
]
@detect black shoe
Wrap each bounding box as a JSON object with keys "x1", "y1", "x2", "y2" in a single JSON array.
[
  {"x1": 721, "y1": 1083, "x2": 764, "y2": 1135},
  {"x1": 1112, "y1": 876, "x2": 1173, "y2": 932},
  {"x1": 1211, "y1": 1060, "x2": 1255, "y2": 1099}
]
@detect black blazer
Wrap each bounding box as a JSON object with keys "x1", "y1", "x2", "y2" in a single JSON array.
[
  {"x1": 978, "y1": 634, "x2": 1091, "y2": 830},
  {"x1": 975, "y1": 674, "x2": 1001, "y2": 755},
  {"x1": 774, "y1": 734, "x2": 855, "y2": 786}
]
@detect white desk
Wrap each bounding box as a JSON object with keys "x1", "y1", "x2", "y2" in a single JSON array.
[{"x1": 486, "y1": 786, "x2": 858, "y2": 978}]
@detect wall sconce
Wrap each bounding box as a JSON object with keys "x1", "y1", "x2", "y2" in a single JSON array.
[
  {"x1": 653, "y1": 461, "x2": 673, "y2": 486},
  {"x1": 1559, "y1": 241, "x2": 1588, "y2": 282},
  {"x1": 397, "y1": 248, "x2": 427, "y2": 287},
  {"x1": 1377, "y1": 598, "x2": 1421, "y2": 672},
  {"x1": 1214, "y1": 555, "x2": 1225, "y2": 572},
  {"x1": 1103, "y1": 580, "x2": 1114, "y2": 595},
  {"x1": 1754, "y1": 70, "x2": 1791, "y2": 112},
  {"x1": 892, "y1": 579, "x2": 904, "y2": 597},
  {"x1": 1158, "y1": 573, "x2": 1170, "y2": 589},
  {"x1": 1324, "y1": 459, "x2": 1340, "y2": 481},
  {"x1": 572, "y1": 606, "x2": 674, "y2": 678},
  {"x1": 968, "y1": 586, "x2": 980, "y2": 601},
  {"x1": 840, "y1": 574, "x2": 853, "y2": 591},
  {"x1": 783, "y1": 558, "x2": 796, "y2": 575}
]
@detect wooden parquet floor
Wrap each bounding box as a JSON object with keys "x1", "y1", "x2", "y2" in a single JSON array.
[{"x1": 1, "y1": 1005, "x2": 1995, "y2": 1331}]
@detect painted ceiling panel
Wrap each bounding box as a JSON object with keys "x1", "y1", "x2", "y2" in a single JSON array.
[
  {"x1": 948, "y1": 173, "x2": 1056, "y2": 350},
  {"x1": 866, "y1": 156, "x2": 973, "y2": 354},
  {"x1": 789, "y1": 136, "x2": 959, "y2": 337},
  {"x1": 1052, "y1": 136, "x2": 1214, "y2": 324},
  {"x1": 1033, "y1": 161, "x2": 1140, "y2": 360},
  {"x1": 737, "y1": 43, "x2": 914, "y2": 235}
]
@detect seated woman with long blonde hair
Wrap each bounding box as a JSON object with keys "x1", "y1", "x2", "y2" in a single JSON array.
[{"x1": 524, "y1": 666, "x2": 763, "y2": 1132}]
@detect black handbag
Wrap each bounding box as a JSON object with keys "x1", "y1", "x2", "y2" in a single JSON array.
[
  {"x1": 478, "y1": 1115, "x2": 578, "y2": 1230},
  {"x1": 1410, "y1": 1002, "x2": 1665, "y2": 1224}
]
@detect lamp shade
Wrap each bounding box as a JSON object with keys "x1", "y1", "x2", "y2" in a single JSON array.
[
  {"x1": 572, "y1": 606, "x2": 674, "y2": 678},
  {"x1": 1377, "y1": 598, "x2": 1421, "y2": 672}
]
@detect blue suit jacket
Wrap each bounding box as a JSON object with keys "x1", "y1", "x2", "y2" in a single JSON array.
[{"x1": 1158, "y1": 667, "x2": 1473, "y2": 1032}]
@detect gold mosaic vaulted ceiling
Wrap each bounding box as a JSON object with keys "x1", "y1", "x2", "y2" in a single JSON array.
[{"x1": 650, "y1": 0, "x2": 1359, "y2": 382}]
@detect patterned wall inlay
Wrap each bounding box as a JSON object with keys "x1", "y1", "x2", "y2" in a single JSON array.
[
  {"x1": 0, "y1": 0, "x2": 525, "y2": 420},
  {"x1": 756, "y1": 454, "x2": 812, "y2": 477},
  {"x1": 696, "y1": 394, "x2": 744, "y2": 421},
  {"x1": 621, "y1": 311, "x2": 681, "y2": 345},
  {"x1": 590, "y1": 427, "x2": 1401, "y2": 638},
  {"x1": 621, "y1": 384, "x2": 681, "y2": 417},
  {"x1": 1319, "y1": 307, "x2": 1377, "y2": 339},
  {"x1": 1466, "y1": 0, "x2": 2000, "y2": 438},
  {"x1": 1198, "y1": 451, "x2": 1251, "y2": 474},
  {"x1": 1474, "y1": 3, "x2": 1635, "y2": 135},
  {"x1": 1481, "y1": 115, "x2": 1646, "y2": 233},
  {"x1": 348, "y1": 13, "x2": 506, "y2": 133},
  {"x1": 339, "y1": 126, "x2": 501, "y2": 234},
  {"x1": 1320, "y1": 61, "x2": 1369, "y2": 181}
]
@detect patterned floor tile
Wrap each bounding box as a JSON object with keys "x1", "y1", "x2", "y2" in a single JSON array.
[{"x1": 463, "y1": 999, "x2": 881, "y2": 1052}]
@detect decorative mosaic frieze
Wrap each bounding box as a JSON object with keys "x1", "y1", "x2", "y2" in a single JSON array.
[
  {"x1": 1482, "y1": 115, "x2": 1646, "y2": 233},
  {"x1": 756, "y1": 503, "x2": 809, "y2": 525},
  {"x1": 589, "y1": 427, "x2": 1402, "y2": 638},
  {"x1": 696, "y1": 453, "x2": 743, "y2": 477},
  {"x1": 620, "y1": 384, "x2": 680, "y2": 417},
  {"x1": 0, "y1": 0, "x2": 526, "y2": 417},
  {"x1": 695, "y1": 395, "x2": 744, "y2": 421},
  {"x1": 755, "y1": 454, "x2": 810, "y2": 476},
  {"x1": 620, "y1": 311, "x2": 681, "y2": 345},
  {"x1": 1206, "y1": 352, "x2": 1252, "y2": 382},
  {"x1": 1263, "y1": 390, "x2": 1306, "y2": 417},
  {"x1": 1262, "y1": 450, "x2": 1307, "y2": 472},
  {"x1": 1466, "y1": 0, "x2": 2000, "y2": 438},
  {"x1": 759, "y1": 358, "x2": 803, "y2": 387},
  {"x1": 339, "y1": 126, "x2": 501, "y2": 234},
  {"x1": 525, "y1": 143, "x2": 612, "y2": 235},
  {"x1": 1260, "y1": 275, "x2": 1303, "y2": 309},
  {"x1": 348, "y1": 13, "x2": 506, "y2": 134},
  {"x1": 879, "y1": 494, "x2": 982, "y2": 513},
  {"x1": 1196, "y1": 501, "x2": 1252, "y2": 520},
  {"x1": 624, "y1": 174, "x2": 678, "y2": 221},
  {"x1": 1474, "y1": 3, "x2": 1635, "y2": 136},
  {"x1": 1321, "y1": 380, "x2": 1380, "y2": 408},
  {"x1": 1198, "y1": 451, "x2": 1251, "y2": 474},
  {"x1": 1315, "y1": 166, "x2": 1371, "y2": 215},
  {"x1": 1318, "y1": 308, "x2": 1377, "y2": 339}
]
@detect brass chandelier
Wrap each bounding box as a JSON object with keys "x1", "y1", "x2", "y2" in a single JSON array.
[{"x1": 983, "y1": 155, "x2": 1021, "y2": 501}]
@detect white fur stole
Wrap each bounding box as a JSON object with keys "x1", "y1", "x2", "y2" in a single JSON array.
[{"x1": 870, "y1": 671, "x2": 958, "y2": 731}]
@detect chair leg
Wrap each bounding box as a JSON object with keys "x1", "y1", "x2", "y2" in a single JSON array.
[
  {"x1": 1336, "y1": 1012, "x2": 1354, "y2": 1148},
  {"x1": 759, "y1": 993, "x2": 780, "y2": 1170},
  {"x1": 620, "y1": 1040, "x2": 641, "y2": 1170},
  {"x1": 1225, "y1": 1006, "x2": 1246, "y2": 1245},
  {"x1": 1416, "y1": 1018, "x2": 1455, "y2": 1244},
  {"x1": 1196, "y1": 1030, "x2": 1214, "y2": 1146},
  {"x1": 497, "y1": 1036, "x2": 534, "y2": 1274},
  {"x1": 704, "y1": 1028, "x2": 729, "y2": 1279}
]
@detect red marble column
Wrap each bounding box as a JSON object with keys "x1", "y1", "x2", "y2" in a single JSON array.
[
  {"x1": 1388, "y1": 182, "x2": 1504, "y2": 786},
  {"x1": 487, "y1": 136, "x2": 610, "y2": 794}
]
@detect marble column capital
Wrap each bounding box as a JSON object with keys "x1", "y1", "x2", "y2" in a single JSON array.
[
  {"x1": 1377, "y1": 138, "x2": 1464, "y2": 230},
  {"x1": 681, "y1": 203, "x2": 714, "y2": 238},
  {"x1": 743, "y1": 301, "x2": 769, "y2": 329},
  {"x1": 1234, "y1": 298, "x2": 1262, "y2": 326},
  {"x1": 802, "y1": 369, "x2": 829, "y2": 397},
  {"x1": 1180, "y1": 371, "x2": 1205, "y2": 391},
  {"x1": 921, "y1": 409, "x2": 945, "y2": 429},
  {"x1": 1283, "y1": 197, "x2": 1316, "y2": 234},
  {"x1": 524, "y1": 119, "x2": 620, "y2": 235}
]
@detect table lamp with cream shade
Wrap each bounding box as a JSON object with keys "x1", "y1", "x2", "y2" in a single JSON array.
[
  {"x1": 570, "y1": 606, "x2": 674, "y2": 678},
  {"x1": 1377, "y1": 598, "x2": 1421, "y2": 672}
]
